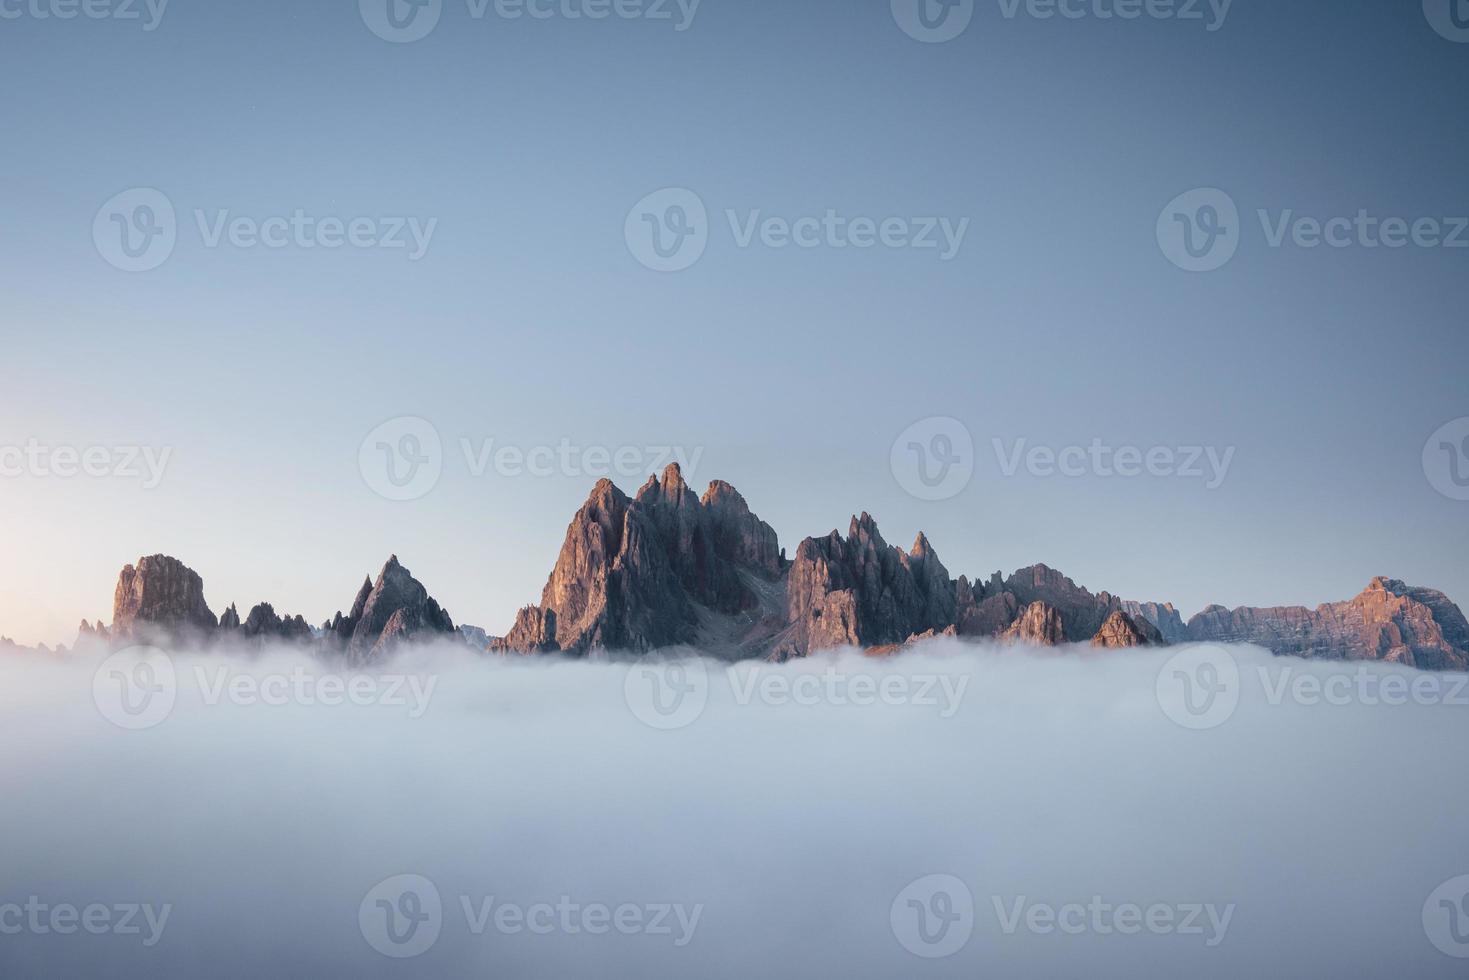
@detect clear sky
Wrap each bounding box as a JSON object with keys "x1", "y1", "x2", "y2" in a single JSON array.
[{"x1": 1, "y1": 0, "x2": 1466, "y2": 647}]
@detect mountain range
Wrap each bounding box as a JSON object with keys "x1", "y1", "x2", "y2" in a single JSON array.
[{"x1": 5, "y1": 464, "x2": 1466, "y2": 672}]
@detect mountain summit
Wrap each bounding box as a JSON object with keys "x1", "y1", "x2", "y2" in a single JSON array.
[
  {"x1": 76, "y1": 553, "x2": 455, "y2": 662},
  {"x1": 39, "y1": 472, "x2": 1469, "y2": 672},
  {"x1": 493, "y1": 473, "x2": 1468, "y2": 670},
  {"x1": 494, "y1": 464, "x2": 785, "y2": 657}
]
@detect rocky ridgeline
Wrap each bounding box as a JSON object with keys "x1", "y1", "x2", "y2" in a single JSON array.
[
  {"x1": 25, "y1": 468, "x2": 1469, "y2": 672},
  {"x1": 72, "y1": 554, "x2": 457, "y2": 662},
  {"x1": 1184, "y1": 577, "x2": 1469, "y2": 671},
  {"x1": 492, "y1": 466, "x2": 1176, "y2": 660},
  {"x1": 493, "y1": 466, "x2": 1469, "y2": 670},
  {"x1": 324, "y1": 556, "x2": 456, "y2": 665},
  {"x1": 493, "y1": 466, "x2": 785, "y2": 656}
]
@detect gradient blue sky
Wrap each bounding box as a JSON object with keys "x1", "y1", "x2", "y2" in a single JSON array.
[{"x1": 2, "y1": 0, "x2": 1466, "y2": 646}]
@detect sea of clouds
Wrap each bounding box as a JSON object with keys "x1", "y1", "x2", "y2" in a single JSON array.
[{"x1": 1, "y1": 638, "x2": 1467, "y2": 978}]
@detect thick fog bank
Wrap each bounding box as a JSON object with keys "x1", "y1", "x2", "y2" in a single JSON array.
[{"x1": 2, "y1": 640, "x2": 1467, "y2": 979}]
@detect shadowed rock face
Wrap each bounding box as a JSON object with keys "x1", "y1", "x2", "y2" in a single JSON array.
[
  {"x1": 702, "y1": 481, "x2": 783, "y2": 579},
  {"x1": 218, "y1": 601, "x2": 310, "y2": 644},
  {"x1": 1004, "y1": 564, "x2": 1119, "y2": 644},
  {"x1": 1120, "y1": 601, "x2": 1189, "y2": 643},
  {"x1": 782, "y1": 518, "x2": 960, "y2": 658},
  {"x1": 496, "y1": 475, "x2": 688, "y2": 655},
  {"x1": 111, "y1": 555, "x2": 217, "y2": 646},
  {"x1": 342, "y1": 557, "x2": 455, "y2": 664},
  {"x1": 240, "y1": 603, "x2": 313, "y2": 644},
  {"x1": 963, "y1": 592, "x2": 1021, "y2": 637},
  {"x1": 326, "y1": 577, "x2": 375, "y2": 647},
  {"x1": 496, "y1": 464, "x2": 783, "y2": 656},
  {"x1": 1092, "y1": 610, "x2": 1165, "y2": 648},
  {"x1": 1186, "y1": 578, "x2": 1469, "y2": 670}
]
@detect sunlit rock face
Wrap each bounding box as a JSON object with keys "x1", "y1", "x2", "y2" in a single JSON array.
[
  {"x1": 111, "y1": 554, "x2": 218, "y2": 648},
  {"x1": 1186, "y1": 577, "x2": 1469, "y2": 670},
  {"x1": 1091, "y1": 610, "x2": 1165, "y2": 649}
]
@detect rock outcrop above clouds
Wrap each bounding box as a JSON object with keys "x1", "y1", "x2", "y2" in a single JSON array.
[
  {"x1": 458, "y1": 625, "x2": 500, "y2": 652},
  {"x1": 1185, "y1": 577, "x2": 1468, "y2": 670},
  {"x1": 217, "y1": 601, "x2": 312, "y2": 644},
  {"x1": 241, "y1": 603, "x2": 314, "y2": 644},
  {"x1": 82, "y1": 554, "x2": 453, "y2": 661},
  {"x1": 1091, "y1": 610, "x2": 1165, "y2": 649},
  {"x1": 1120, "y1": 600, "x2": 1189, "y2": 643},
  {"x1": 779, "y1": 518, "x2": 961, "y2": 659},
  {"x1": 495, "y1": 475, "x2": 1469, "y2": 670},
  {"x1": 495, "y1": 465, "x2": 785, "y2": 657},
  {"x1": 1004, "y1": 564, "x2": 1119, "y2": 644},
  {"x1": 336, "y1": 556, "x2": 456, "y2": 664},
  {"x1": 36, "y1": 477, "x2": 1469, "y2": 673},
  {"x1": 1002, "y1": 601, "x2": 1067, "y2": 647},
  {"x1": 75, "y1": 620, "x2": 110, "y2": 652},
  {"x1": 111, "y1": 555, "x2": 218, "y2": 646}
]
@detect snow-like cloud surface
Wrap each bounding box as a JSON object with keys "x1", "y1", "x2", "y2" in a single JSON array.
[{"x1": 2, "y1": 640, "x2": 1467, "y2": 978}]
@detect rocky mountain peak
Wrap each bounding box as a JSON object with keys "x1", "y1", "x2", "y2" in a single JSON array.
[
  {"x1": 700, "y1": 479, "x2": 744, "y2": 509},
  {"x1": 848, "y1": 512, "x2": 885, "y2": 549},
  {"x1": 1091, "y1": 610, "x2": 1164, "y2": 648},
  {"x1": 240, "y1": 602, "x2": 312, "y2": 644},
  {"x1": 111, "y1": 554, "x2": 218, "y2": 647},
  {"x1": 49, "y1": 481, "x2": 1466, "y2": 673},
  {"x1": 498, "y1": 472, "x2": 782, "y2": 656},
  {"x1": 783, "y1": 512, "x2": 961, "y2": 658},
  {"x1": 1002, "y1": 601, "x2": 1066, "y2": 646},
  {"x1": 640, "y1": 462, "x2": 692, "y2": 502},
  {"x1": 1004, "y1": 563, "x2": 1119, "y2": 643},
  {"x1": 344, "y1": 556, "x2": 455, "y2": 663}
]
